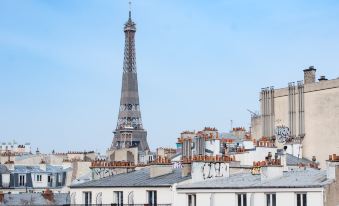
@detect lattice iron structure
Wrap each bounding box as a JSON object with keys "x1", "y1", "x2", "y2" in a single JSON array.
[{"x1": 111, "y1": 10, "x2": 150, "y2": 152}]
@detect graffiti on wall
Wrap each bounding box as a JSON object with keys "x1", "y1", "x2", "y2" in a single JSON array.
[
  {"x1": 275, "y1": 125, "x2": 290, "y2": 143},
  {"x1": 201, "y1": 162, "x2": 228, "y2": 180}
]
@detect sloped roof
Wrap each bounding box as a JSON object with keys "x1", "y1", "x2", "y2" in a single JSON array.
[
  {"x1": 13, "y1": 166, "x2": 43, "y2": 173},
  {"x1": 0, "y1": 165, "x2": 10, "y2": 174},
  {"x1": 71, "y1": 168, "x2": 190, "y2": 188},
  {"x1": 286, "y1": 154, "x2": 312, "y2": 166},
  {"x1": 13, "y1": 165, "x2": 67, "y2": 173},
  {"x1": 177, "y1": 169, "x2": 332, "y2": 189}
]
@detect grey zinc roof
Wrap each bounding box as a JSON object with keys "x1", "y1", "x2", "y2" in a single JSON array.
[
  {"x1": 286, "y1": 154, "x2": 312, "y2": 166},
  {"x1": 13, "y1": 165, "x2": 67, "y2": 173},
  {"x1": 177, "y1": 169, "x2": 332, "y2": 189},
  {"x1": 0, "y1": 165, "x2": 10, "y2": 174},
  {"x1": 2, "y1": 193, "x2": 69, "y2": 206},
  {"x1": 71, "y1": 168, "x2": 190, "y2": 188},
  {"x1": 13, "y1": 166, "x2": 43, "y2": 173},
  {"x1": 46, "y1": 165, "x2": 67, "y2": 173}
]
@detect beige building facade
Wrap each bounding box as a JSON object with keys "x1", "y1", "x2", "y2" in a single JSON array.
[{"x1": 251, "y1": 67, "x2": 339, "y2": 168}]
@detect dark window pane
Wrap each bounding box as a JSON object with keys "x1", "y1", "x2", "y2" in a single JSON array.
[
  {"x1": 266, "y1": 194, "x2": 271, "y2": 206},
  {"x1": 272, "y1": 194, "x2": 276, "y2": 206},
  {"x1": 148, "y1": 191, "x2": 152, "y2": 205},
  {"x1": 238, "y1": 194, "x2": 242, "y2": 206},
  {"x1": 303, "y1": 194, "x2": 307, "y2": 206},
  {"x1": 243, "y1": 194, "x2": 247, "y2": 206},
  {"x1": 154, "y1": 191, "x2": 157, "y2": 205},
  {"x1": 297, "y1": 194, "x2": 301, "y2": 206}
]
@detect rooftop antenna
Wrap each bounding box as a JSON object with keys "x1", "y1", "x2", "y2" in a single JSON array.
[
  {"x1": 247, "y1": 109, "x2": 259, "y2": 118},
  {"x1": 129, "y1": 0, "x2": 132, "y2": 19}
]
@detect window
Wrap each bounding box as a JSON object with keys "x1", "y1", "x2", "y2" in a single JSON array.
[
  {"x1": 83, "y1": 192, "x2": 92, "y2": 206},
  {"x1": 113, "y1": 191, "x2": 123, "y2": 206},
  {"x1": 296, "y1": 193, "x2": 307, "y2": 206},
  {"x1": 35, "y1": 174, "x2": 42, "y2": 182},
  {"x1": 147, "y1": 190, "x2": 157, "y2": 206},
  {"x1": 58, "y1": 174, "x2": 62, "y2": 183},
  {"x1": 237, "y1": 193, "x2": 247, "y2": 206},
  {"x1": 19, "y1": 174, "x2": 25, "y2": 186},
  {"x1": 188, "y1": 194, "x2": 196, "y2": 206},
  {"x1": 266, "y1": 193, "x2": 276, "y2": 206},
  {"x1": 48, "y1": 175, "x2": 52, "y2": 183}
]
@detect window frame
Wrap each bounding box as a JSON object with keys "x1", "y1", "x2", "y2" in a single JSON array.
[
  {"x1": 296, "y1": 193, "x2": 307, "y2": 206},
  {"x1": 35, "y1": 174, "x2": 42, "y2": 182},
  {"x1": 147, "y1": 190, "x2": 157, "y2": 206},
  {"x1": 236, "y1": 193, "x2": 247, "y2": 206},
  {"x1": 47, "y1": 175, "x2": 52, "y2": 183},
  {"x1": 266, "y1": 193, "x2": 276, "y2": 206},
  {"x1": 113, "y1": 191, "x2": 124, "y2": 206},
  {"x1": 83, "y1": 191, "x2": 92, "y2": 206},
  {"x1": 187, "y1": 194, "x2": 196, "y2": 206}
]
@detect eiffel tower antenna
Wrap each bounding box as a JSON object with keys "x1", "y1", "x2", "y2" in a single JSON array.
[{"x1": 129, "y1": 1, "x2": 132, "y2": 19}]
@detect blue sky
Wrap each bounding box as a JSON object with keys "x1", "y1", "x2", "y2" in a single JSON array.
[{"x1": 1, "y1": 0, "x2": 339, "y2": 153}]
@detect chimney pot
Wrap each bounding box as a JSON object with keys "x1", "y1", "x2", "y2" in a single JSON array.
[{"x1": 318, "y1": 75, "x2": 328, "y2": 81}]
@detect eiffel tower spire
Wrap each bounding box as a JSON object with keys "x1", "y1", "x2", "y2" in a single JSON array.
[{"x1": 111, "y1": 5, "x2": 149, "y2": 151}]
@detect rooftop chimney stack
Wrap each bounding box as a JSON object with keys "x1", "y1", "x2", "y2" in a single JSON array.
[
  {"x1": 181, "y1": 162, "x2": 192, "y2": 178},
  {"x1": 149, "y1": 157, "x2": 173, "y2": 178},
  {"x1": 327, "y1": 154, "x2": 339, "y2": 180},
  {"x1": 303, "y1": 66, "x2": 317, "y2": 84}
]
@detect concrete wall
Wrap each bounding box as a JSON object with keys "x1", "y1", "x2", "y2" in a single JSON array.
[
  {"x1": 324, "y1": 163, "x2": 339, "y2": 206},
  {"x1": 107, "y1": 147, "x2": 138, "y2": 163},
  {"x1": 205, "y1": 139, "x2": 221, "y2": 156},
  {"x1": 62, "y1": 161, "x2": 91, "y2": 185},
  {"x1": 255, "y1": 78, "x2": 339, "y2": 168},
  {"x1": 251, "y1": 116, "x2": 262, "y2": 140},
  {"x1": 303, "y1": 85, "x2": 339, "y2": 168},
  {"x1": 191, "y1": 162, "x2": 229, "y2": 182},
  {"x1": 31, "y1": 173, "x2": 48, "y2": 188},
  {"x1": 176, "y1": 188, "x2": 325, "y2": 206},
  {"x1": 234, "y1": 147, "x2": 277, "y2": 166},
  {"x1": 71, "y1": 187, "x2": 174, "y2": 205}
]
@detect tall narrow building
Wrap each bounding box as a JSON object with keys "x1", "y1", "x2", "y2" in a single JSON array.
[{"x1": 111, "y1": 9, "x2": 149, "y2": 152}]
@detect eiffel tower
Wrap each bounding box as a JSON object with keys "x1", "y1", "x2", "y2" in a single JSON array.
[{"x1": 110, "y1": 8, "x2": 150, "y2": 152}]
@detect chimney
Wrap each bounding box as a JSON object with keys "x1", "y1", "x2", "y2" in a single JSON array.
[
  {"x1": 327, "y1": 154, "x2": 339, "y2": 180},
  {"x1": 149, "y1": 157, "x2": 173, "y2": 178},
  {"x1": 39, "y1": 160, "x2": 47, "y2": 171},
  {"x1": 0, "y1": 192, "x2": 4, "y2": 204},
  {"x1": 4, "y1": 161, "x2": 14, "y2": 171},
  {"x1": 318, "y1": 75, "x2": 328, "y2": 82},
  {"x1": 191, "y1": 160, "x2": 230, "y2": 182},
  {"x1": 303, "y1": 66, "x2": 317, "y2": 84},
  {"x1": 285, "y1": 142, "x2": 303, "y2": 159},
  {"x1": 261, "y1": 165, "x2": 283, "y2": 181},
  {"x1": 42, "y1": 188, "x2": 54, "y2": 202},
  {"x1": 181, "y1": 162, "x2": 192, "y2": 177}
]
